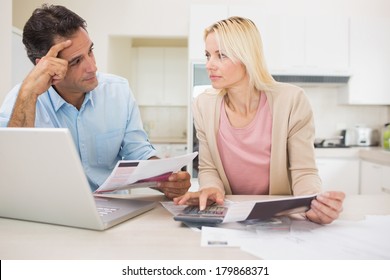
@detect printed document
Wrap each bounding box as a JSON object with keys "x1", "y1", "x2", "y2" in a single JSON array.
[
  {"x1": 94, "y1": 152, "x2": 198, "y2": 193},
  {"x1": 201, "y1": 215, "x2": 390, "y2": 259}
]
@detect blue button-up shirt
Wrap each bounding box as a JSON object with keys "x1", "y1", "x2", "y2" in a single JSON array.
[{"x1": 0, "y1": 72, "x2": 157, "y2": 191}]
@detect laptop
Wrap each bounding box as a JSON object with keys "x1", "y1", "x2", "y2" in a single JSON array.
[{"x1": 0, "y1": 127, "x2": 156, "y2": 230}]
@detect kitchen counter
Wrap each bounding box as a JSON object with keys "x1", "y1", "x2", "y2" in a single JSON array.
[
  {"x1": 359, "y1": 147, "x2": 390, "y2": 165},
  {"x1": 150, "y1": 137, "x2": 187, "y2": 144},
  {"x1": 314, "y1": 147, "x2": 361, "y2": 158},
  {"x1": 315, "y1": 146, "x2": 390, "y2": 164}
]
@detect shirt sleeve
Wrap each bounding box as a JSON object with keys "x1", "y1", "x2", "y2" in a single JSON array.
[{"x1": 0, "y1": 84, "x2": 20, "y2": 127}]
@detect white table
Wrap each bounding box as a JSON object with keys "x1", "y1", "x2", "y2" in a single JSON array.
[{"x1": 0, "y1": 194, "x2": 389, "y2": 259}]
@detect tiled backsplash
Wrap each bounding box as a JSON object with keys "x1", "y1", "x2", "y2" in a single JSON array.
[{"x1": 305, "y1": 86, "x2": 389, "y2": 138}]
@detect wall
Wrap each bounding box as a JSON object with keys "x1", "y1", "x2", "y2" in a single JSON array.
[
  {"x1": 305, "y1": 87, "x2": 388, "y2": 138},
  {"x1": 0, "y1": 0, "x2": 12, "y2": 105},
  {"x1": 11, "y1": 0, "x2": 192, "y2": 74}
]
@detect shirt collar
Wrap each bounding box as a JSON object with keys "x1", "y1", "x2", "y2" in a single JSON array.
[{"x1": 47, "y1": 87, "x2": 95, "y2": 111}]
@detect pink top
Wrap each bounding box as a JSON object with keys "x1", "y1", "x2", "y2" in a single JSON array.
[{"x1": 217, "y1": 93, "x2": 272, "y2": 195}]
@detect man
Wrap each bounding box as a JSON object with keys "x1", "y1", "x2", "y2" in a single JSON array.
[{"x1": 0, "y1": 4, "x2": 191, "y2": 198}]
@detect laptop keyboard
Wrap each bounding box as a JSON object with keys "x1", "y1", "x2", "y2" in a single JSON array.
[{"x1": 97, "y1": 207, "x2": 119, "y2": 216}]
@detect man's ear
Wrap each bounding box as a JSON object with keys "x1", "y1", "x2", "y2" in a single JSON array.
[{"x1": 35, "y1": 58, "x2": 41, "y2": 65}]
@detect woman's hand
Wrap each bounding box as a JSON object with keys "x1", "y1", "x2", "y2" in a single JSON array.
[
  {"x1": 306, "y1": 191, "x2": 345, "y2": 224},
  {"x1": 173, "y1": 187, "x2": 225, "y2": 210}
]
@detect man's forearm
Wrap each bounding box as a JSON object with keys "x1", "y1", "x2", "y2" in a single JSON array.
[{"x1": 7, "y1": 89, "x2": 38, "y2": 127}]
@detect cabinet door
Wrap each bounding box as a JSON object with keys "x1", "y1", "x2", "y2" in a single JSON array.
[
  {"x1": 340, "y1": 17, "x2": 390, "y2": 105},
  {"x1": 136, "y1": 47, "x2": 188, "y2": 106},
  {"x1": 305, "y1": 16, "x2": 349, "y2": 73},
  {"x1": 189, "y1": 4, "x2": 229, "y2": 61},
  {"x1": 360, "y1": 160, "x2": 383, "y2": 194},
  {"x1": 163, "y1": 48, "x2": 188, "y2": 106},
  {"x1": 136, "y1": 48, "x2": 164, "y2": 105},
  {"x1": 382, "y1": 165, "x2": 390, "y2": 194},
  {"x1": 228, "y1": 7, "x2": 349, "y2": 74},
  {"x1": 316, "y1": 158, "x2": 359, "y2": 195},
  {"x1": 228, "y1": 6, "x2": 304, "y2": 73}
]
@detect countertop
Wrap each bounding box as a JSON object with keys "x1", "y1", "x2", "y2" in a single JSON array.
[
  {"x1": 150, "y1": 137, "x2": 187, "y2": 144},
  {"x1": 315, "y1": 146, "x2": 390, "y2": 165},
  {"x1": 359, "y1": 147, "x2": 390, "y2": 165}
]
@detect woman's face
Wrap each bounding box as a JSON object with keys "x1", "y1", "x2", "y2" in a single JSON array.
[{"x1": 205, "y1": 32, "x2": 247, "y2": 90}]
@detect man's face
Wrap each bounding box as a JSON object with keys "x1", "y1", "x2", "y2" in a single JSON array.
[{"x1": 55, "y1": 27, "x2": 98, "y2": 96}]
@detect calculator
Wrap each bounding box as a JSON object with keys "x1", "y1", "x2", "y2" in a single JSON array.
[{"x1": 173, "y1": 204, "x2": 228, "y2": 224}]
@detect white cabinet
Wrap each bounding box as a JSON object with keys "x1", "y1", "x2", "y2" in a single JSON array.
[
  {"x1": 383, "y1": 165, "x2": 390, "y2": 194},
  {"x1": 304, "y1": 16, "x2": 349, "y2": 73},
  {"x1": 360, "y1": 160, "x2": 390, "y2": 194},
  {"x1": 316, "y1": 158, "x2": 360, "y2": 195},
  {"x1": 189, "y1": 4, "x2": 229, "y2": 61},
  {"x1": 227, "y1": 7, "x2": 303, "y2": 73},
  {"x1": 339, "y1": 17, "x2": 390, "y2": 105},
  {"x1": 135, "y1": 47, "x2": 188, "y2": 106},
  {"x1": 228, "y1": 6, "x2": 349, "y2": 74}
]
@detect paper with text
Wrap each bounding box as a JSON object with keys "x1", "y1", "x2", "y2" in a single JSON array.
[
  {"x1": 201, "y1": 215, "x2": 390, "y2": 259},
  {"x1": 94, "y1": 152, "x2": 198, "y2": 193}
]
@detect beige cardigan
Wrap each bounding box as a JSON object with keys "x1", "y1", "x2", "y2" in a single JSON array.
[{"x1": 192, "y1": 82, "x2": 322, "y2": 196}]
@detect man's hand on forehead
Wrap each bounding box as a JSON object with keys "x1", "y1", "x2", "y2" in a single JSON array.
[{"x1": 46, "y1": 40, "x2": 72, "y2": 59}]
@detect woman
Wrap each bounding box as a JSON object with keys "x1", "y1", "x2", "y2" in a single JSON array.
[{"x1": 174, "y1": 16, "x2": 344, "y2": 224}]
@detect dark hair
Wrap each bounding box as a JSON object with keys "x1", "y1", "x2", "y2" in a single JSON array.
[{"x1": 22, "y1": 4, "x2": 87, "y2": 64}]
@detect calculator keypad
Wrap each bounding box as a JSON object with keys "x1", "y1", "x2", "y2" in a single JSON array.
[{"x1": 183, "y1": 205, "x2": 226, "y2": 216}]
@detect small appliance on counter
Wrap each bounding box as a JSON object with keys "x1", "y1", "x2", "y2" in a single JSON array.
[
  {"x1": 314, "y1": 135, "x2": 347, "y2": 148},
  {"x1": 315, "y1": 126, "x2": 380, "y2": 148},
  {"x1": 340, "y1": 129, "x2": 355, "y2": 146},
  {"x1": 354, "y1": 126, "x2": 380, "y2": 147}
]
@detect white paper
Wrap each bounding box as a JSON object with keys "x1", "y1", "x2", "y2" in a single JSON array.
[
  {"x1": 161, "y1": 201, "x2": 191, "y2": 216},
  {"x1": 201, "y1": 217, "x2": 293, "y2": 247},
  {"x1": 222, "y1": 201, "x2": 256, "y2": 222},
  {"x1": 95, "y1": 152, "x2": 198, "y2": 193},
  {"x1": 202, "y1": 215, "x2": 390, "y2": 260},
  {"x1": 201, "y1": 226, "x2": 257, "y2": 247}
]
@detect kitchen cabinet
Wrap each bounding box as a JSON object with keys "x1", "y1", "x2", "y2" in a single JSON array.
[
  {"x1": 135, "y1": 47, "x2": 188, "y2": 106},
  {"x1": 384, "y1": 166, "x2": 390, "y2": 194},
  {"x1": 304, "y1": 16, "x2": 349, "y2": 73},
  {"x1": 227, "y1": 6, "x2": 349, "y2": 74},
  {"x1": 316, "y1": 158, "x2": 360, "y2": 195},
  {"x1": 360, "y1": 160, "x2": 390, "y2": 195},
  {"x1": 339, "y1": 17, "x2": 390, "y2": 105}
]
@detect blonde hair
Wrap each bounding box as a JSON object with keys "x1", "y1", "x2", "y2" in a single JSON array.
[{"x1": 204, "y1": 16, "x2": 275, "y2": 91}]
